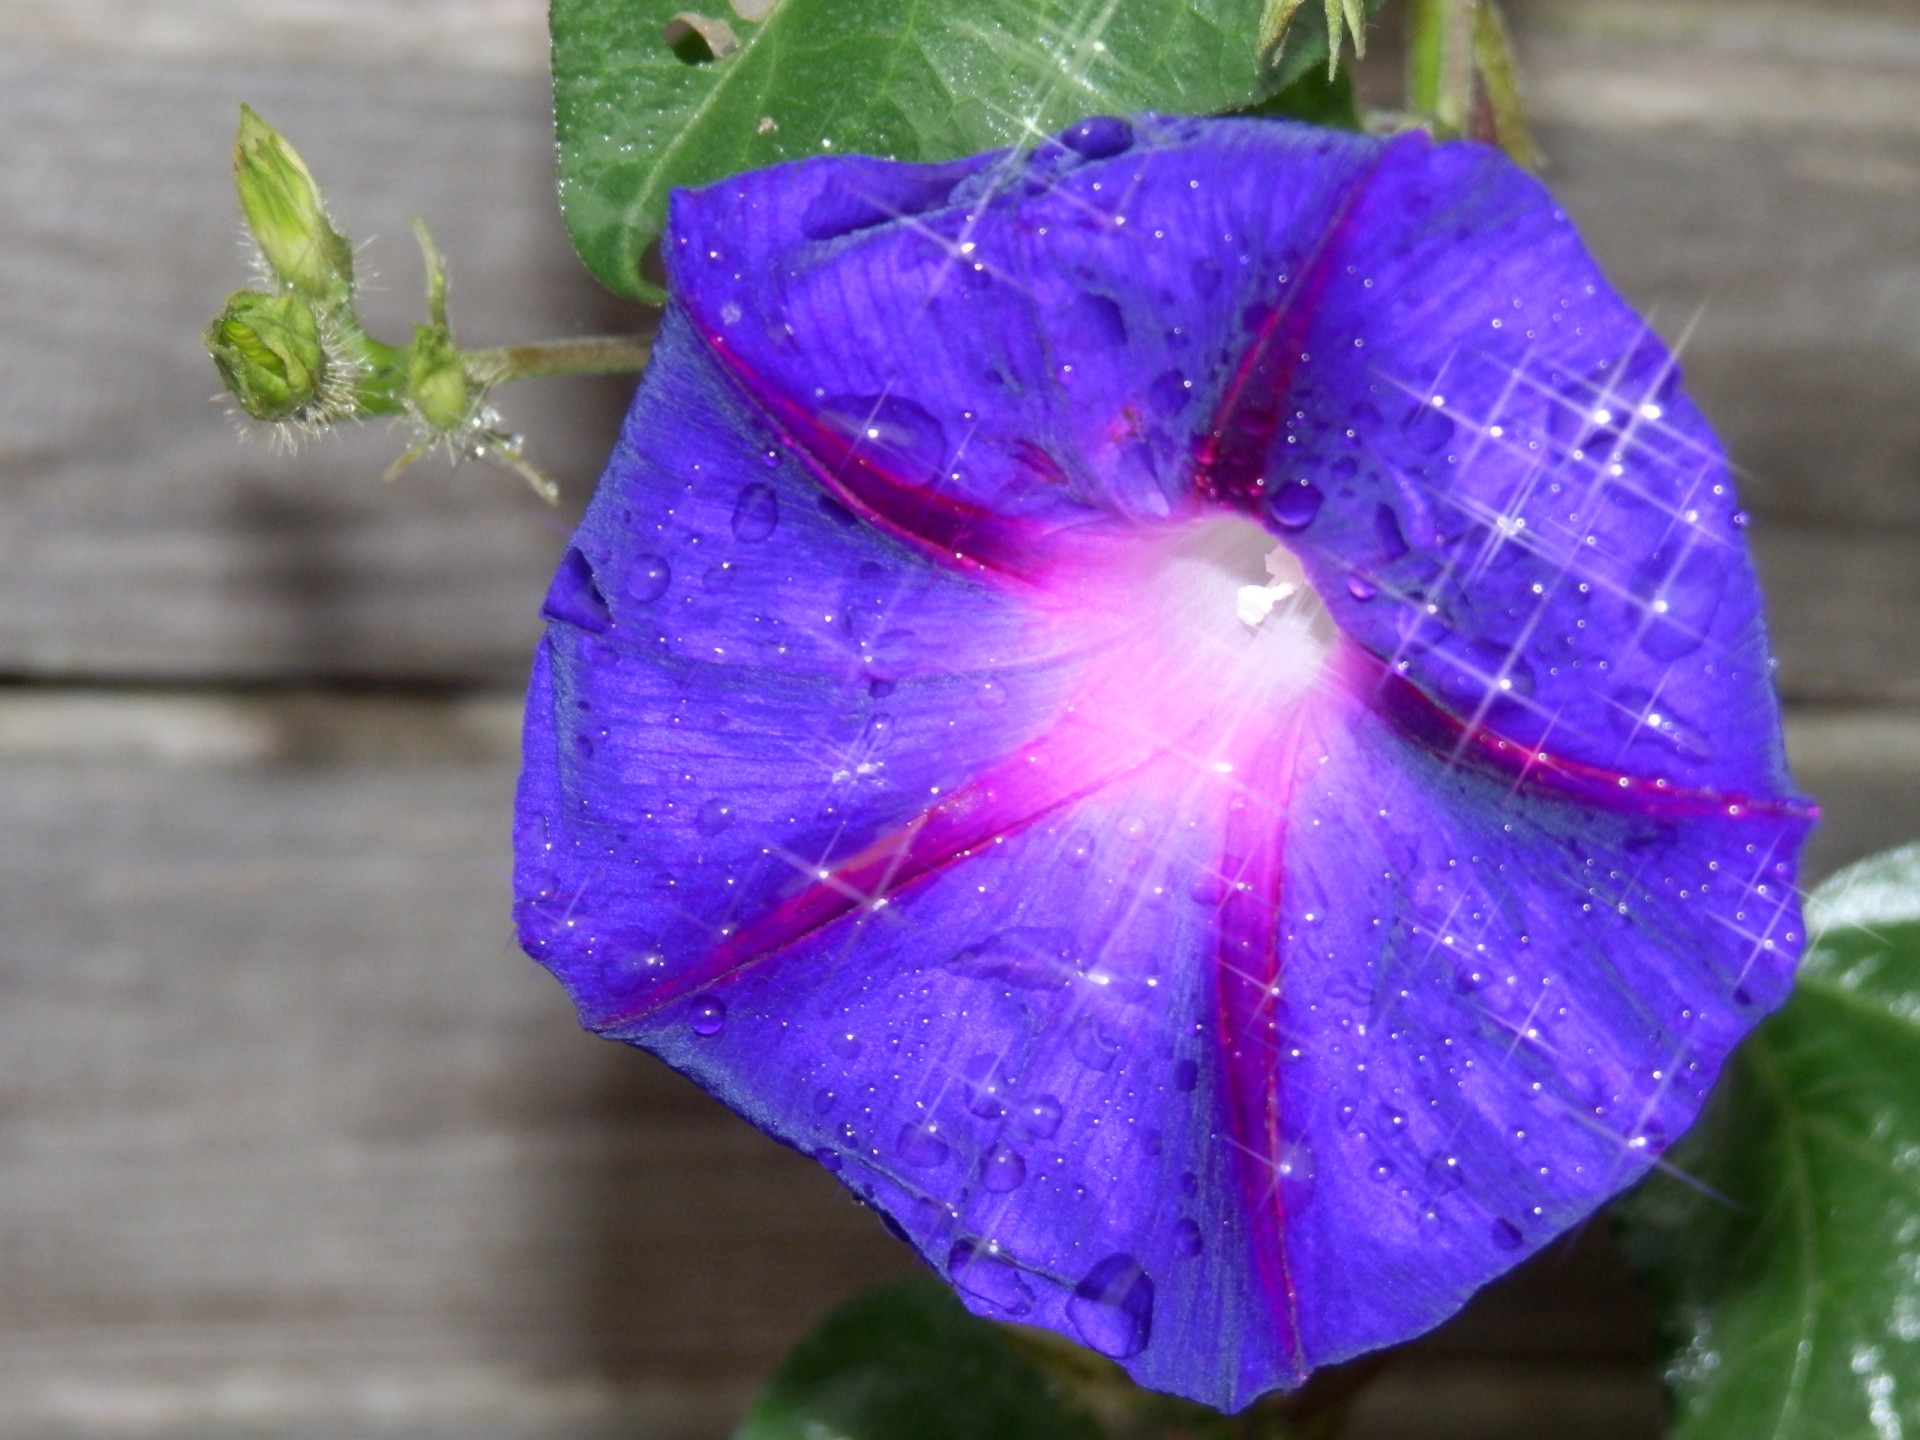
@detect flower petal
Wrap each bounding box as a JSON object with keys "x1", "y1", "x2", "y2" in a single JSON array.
[{"x1": 516, "y1": 116, "x2": 1812, "y2": 1409}]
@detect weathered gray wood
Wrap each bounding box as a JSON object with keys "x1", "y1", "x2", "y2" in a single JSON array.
[
  {"x1": 0, "y1": 57, "x2": 624, "y2": 687},
  {"x1": 1, "y1": 0, "x2": 548, "y2": 72},
  {"x1": 0, "y1": 0, "x2": 1915, "y2": 695},
  {"x1": 4, "y1": 2, "x2": 1919, "y2": 1436},
  {"x1": 0, "y1": 699, "x2": 904, "y2": 1437},
  {"x1": 2, "y1": 690, "x2": 1916, "y2": 1436}
]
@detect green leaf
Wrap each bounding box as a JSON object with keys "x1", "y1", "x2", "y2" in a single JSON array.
[
  {"x1": 1236, "y1": 62, "x2": 1361, "y2": 130},
  {"x1": 1620, "y1": 841, "x2": 1920, "y2": 1440},
  {"x1": 734, "y1": 1278, "x2": 1103, "y2": 1440},
  {"x1": 552, "y1": 0, "x2": 1369, "y2": 303}
]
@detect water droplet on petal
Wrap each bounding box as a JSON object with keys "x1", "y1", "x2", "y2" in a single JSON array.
[
  {"x1": 696, "y1": 798, "x2": 735, "y2": 835},
  {"x1": 1404, "y1": 399, "x2": 1454, "y2": 454},
  {"x1": 1172, "y1": 1219, "x2": 1203, "y2": 1257},
  {"x1": 897, "y1": 1121, "x2": 950, "y2": 1168},
  {"x1": 1172, "y1": 1058, "x2": 1199, "y2": 1093},
  {"x1": 628, "y1": 553, "x2": 671, "y2": 603},
  {"x1": 827, "y1": 1029, "x2": 862, "y2": 1059},
  {"x1": 1061, "y1": 116, "x2": 1134, "y2": 160},
  {"x1": 731, "y1": 482, "x2": 779, "y2": 540},
  {"x1": 1346, "y1": 571, "x2": 1378, "y2": 601},
  {"x1": 975, "y1": 678, "x2": 1008, "y2": 709},
  {"x1": 948, "y1": 1239, "x2": 1036, "y2": 1315},
  {"x1": 688, "y1": 994, "x2": 727, "y2": 1036},
  {"x1": 1068, "y1": 1254, "x2": 1154, "y2": 1358},
  {"x1": 1270, "y1": 480, "x2": 1323, "y2": 530},
  {"x1": 1424, "y1": 1153, "x2": 1465, "y2": 1198},
  {"x1": 600, "y1": 948, "x2": 664, "y2": 995},
  {"x1": 981, "y1": 1144, "x2": 1027, "y2": 1192},
  {"x1": 1019, "y1": 1094, "x2": 1063, "y2": 1139},
  {"x1": 1070, "y1": 1013, "x2": 1120, "y2": 1071},
  {"x1": 1278, "y1": 1140, "x2": 1317, "y2": 1205},
  {"x1": 1187, "y1": 872, "x2": 1227, "y2": 906},
  {"x1": 1491, "y1": 1218, "x2": 1524, "y2": 1250}
]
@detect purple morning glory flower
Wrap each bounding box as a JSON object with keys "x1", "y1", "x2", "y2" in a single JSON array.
[{"x1": 515, "y1": 115, "x2": 1813, "y2": 1409}]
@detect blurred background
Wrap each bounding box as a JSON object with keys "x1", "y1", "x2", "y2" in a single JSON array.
[{"x1": 2, "y1": 0, "x2": 1916, "y2": 1435}]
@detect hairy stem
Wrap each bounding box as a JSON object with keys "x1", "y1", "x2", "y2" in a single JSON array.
[{"x1": 465, "y1": 334, "x2": 653, "y2": 385}]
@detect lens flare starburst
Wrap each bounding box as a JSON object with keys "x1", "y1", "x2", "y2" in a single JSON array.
[{"x1": 515, "y1": 115, "x2": 1812, "y2": 1409}]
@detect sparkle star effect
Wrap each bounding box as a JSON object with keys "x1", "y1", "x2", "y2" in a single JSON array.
[{"x1": 514, "y1": 115, "x2": 1813, "y2": 1410}]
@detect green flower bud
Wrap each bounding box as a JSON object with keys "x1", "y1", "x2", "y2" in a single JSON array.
[
  {"x1": 406, "y1": 323, "x2": 478, "y2": 434},
  {"x1": 205, "y1": 289, "x2": 329, "y2": 422},
  {"x1": 234, "y1": 105, "x2": 355, "y2": 303}
]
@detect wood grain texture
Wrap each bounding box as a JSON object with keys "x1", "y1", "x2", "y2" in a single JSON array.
[
  {"x1": 5, "y1": 0, "x2": 1919, "y2": 1435},
  {"x1": 0, "y1": 58, "x2": 625, "y2": 687},
  {"x1": 1, "y1": 0, "x2": 549, "y2": 72},
  {"x1": 0, "y1": 0, "x2": 1915, "y2": 694},
  {"x1": 3, "y1": 692, "x2": 1917, "y2": 1436}
]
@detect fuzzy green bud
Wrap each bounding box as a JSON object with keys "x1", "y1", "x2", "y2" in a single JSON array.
[
  {"x1": 234, "y1": 105, "x2": 355, "y2": 303},
  {"x1": 406, "y1": 324, "x2": 478, "y2": 434},
  {"x1": 205, "y1": 289, "x2": 330, "y2": 422}
]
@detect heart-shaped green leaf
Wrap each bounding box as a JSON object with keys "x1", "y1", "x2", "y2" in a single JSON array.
[
  {"x1": 551, "y1": 0, "x2": 1366, "y2": 302},
  {"x1": 1621, "y1": 841, "x2": 1920, "y2": 1439}
]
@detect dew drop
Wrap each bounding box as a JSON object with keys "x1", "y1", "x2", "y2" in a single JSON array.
[
  {"x1": 1346, "y1": 571, "x2": 1378, "y2": 601},
  {"x1": 827, "y1": 1028, "x2": 862, "y2": 1059},
  {"x1": 897, "y1": 1121, "x2": 951, "y2": 1168},
  {"x1": 731, "y1": 482, "x2": 780, "y2": 540},
  {"x1": 1187, "y1": 872, "x2": 1227, "y2": 906},
  {"x1": 967, "y1": 1087, "x2": 1005, "y2": 1121},
  {"x1": 820, "y1": 394, "x2": 948, "y2": 486},
  {"x1": 1068, "y1": 1254, "x2": 1155, "y2": 1358},
  {"x1": 628, "y1": 553, "x2": 672, "y2": 603},
  {"x1": 975, "y1": 678, "x2": 1008, "y2": 709},
  {"x1": 1491, "y1": 1217, "x2": 1524, "y2": 1251},
  {"x1": 1424, "y1": 1153, "x2": 1465, "y2": 1198},
  {"x1": 948, "y1": 1239, "x2": 1036, "y2": 1315},
  {"x1": 1019, "y1": 1094, "x2": 1063, "y2": 1139},
  {"x1": 1270, "y1": 479, "x2": 1324, "y2": 530},
  {"x1": 948, "y1": 928, "x2": 1079, "y2": 990},
  {"x1": 1172, "y1": 1219, "x2": 1204, "y2": 1257},
  {"x1": 600, "y1": 948, "x2": 664, "y2": 995},
  {"x1": 1172, "y1": 1058, "x2": 1199, "y2": 1093},
  {"x1": 1061, "y1": 115, "x2": 1134, "y2": 160},
  {"x1": 695, "y1": 798, "x2": 735, "y2": 835},
  {"x1": 1070, "y1": 1013, "x2": 1121, "y2": 1071},
  {"x1": 1278, "y1": 1141, "x2": 1317, "y2": 1202},
  {"x1": 1178, "y1": 1171, "x2": 1199, "y2": 1198},
  {"x1": 1404, "y1": 401, "x2": 1454, "y2": 454},
  {"x1": 981, "y1": 1144, "x2": 1027, "y2": 1192},
  {"x1": 914, "y1": 1196, "x2": 956, "y2": 1235},
  {"x1": 688, "y1": 994, "x2": 727, "y2": 1036},
  {"x1": 815, "y1": 1147, "x2": 843, "y2": 1173}
]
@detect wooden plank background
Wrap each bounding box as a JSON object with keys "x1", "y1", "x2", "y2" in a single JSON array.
[{"x1": 1, "y1": 1, "x2": 1915, "y2": 1435}]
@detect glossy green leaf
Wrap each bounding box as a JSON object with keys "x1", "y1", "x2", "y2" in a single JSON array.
[
  {"x1": 1620, "y1": 841, "x2": 1920, "y2": 1440},
  {"x1": 733, "y1": 1277, "x2": 1102, "y2": 1440},
  {"x1": 552, "y1": 0, "x2": 1371, "y2": 302}
]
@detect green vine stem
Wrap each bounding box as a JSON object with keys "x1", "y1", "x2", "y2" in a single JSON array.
[
  {"x1": 465, "y1": 335, "x2": 655, "y2": 386},
  {"x1": 205, "y1": 106, "x2": 652, "y2": 503}
]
